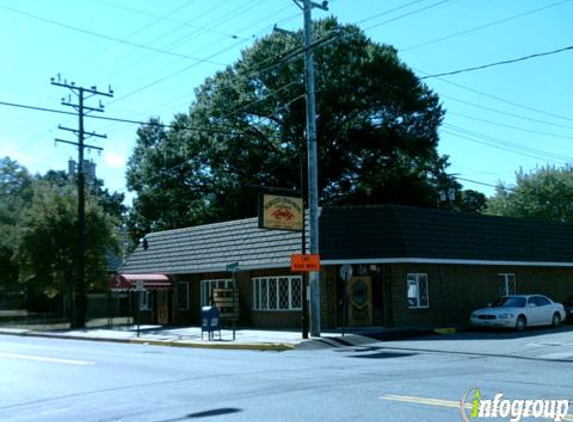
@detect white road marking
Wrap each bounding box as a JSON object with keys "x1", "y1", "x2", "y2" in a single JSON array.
[
  {"x1": 538, "y1": 352, "x2": 573, "y2": 360},
  {"x1": 381, "y1": 394, "x2": 470, "y2": 409},
  {"x1": 380, "y1": 394, "x2": 573, "y2": 421},
  {"x1": 0, "y1": 352, "x2": 94, "y2": 366}
]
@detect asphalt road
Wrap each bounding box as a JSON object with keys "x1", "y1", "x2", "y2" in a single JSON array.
[{"x1": 1, "y1": 327, "x2": 573, "y2": 422}]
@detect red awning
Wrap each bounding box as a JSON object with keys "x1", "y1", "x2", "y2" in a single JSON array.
[{"x1": 110, "y1": 273, "x2": 172, "y2": 291}]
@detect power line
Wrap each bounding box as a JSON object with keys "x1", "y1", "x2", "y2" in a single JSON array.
[
  {"x1": 416, "y1": 68, "x2": 573, "y2": 123},
  {"x1": 420, "y1": 45, "x2": 573, "y2": 79},
  {"x1": 443, "y1": 124, "x2": 573, "y2": 163},
  {"x1": 354, "y1": 0, "x2": 429, "y2": 25},
  {"x1": 439, "y1": 94, "x2": 573, "y2": 130},
  {"x1": 457, "y1": 177, "x2": 499, "y2": 189},
  {"x1": 0, "y1": 97, "x2": 299, "y2": 140},
  {"x1": 88, "y1": 0, "x2": 253, "y2": 41},
  {"x1": 363, "y1": 0, "x2": 456, "y2": 31},
  {"x1": 401, "y1": 0, "x2": 573, "y2": 52},
  {"x1": 0, "y1": 4, "x2": 227, "y2": 65},
  {"x1": 447, "y1": 111, "x2": 573, "y2": 140}
]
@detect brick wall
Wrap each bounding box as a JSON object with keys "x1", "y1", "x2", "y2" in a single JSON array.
[{"x1": 388, "y1": 263, "x2": 573, "y2": 327}]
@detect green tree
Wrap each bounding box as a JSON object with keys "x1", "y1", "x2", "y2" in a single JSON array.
[
  {"x1": 14, "y1": 181, "x2": 119, "y2": 323},
  {"x1": 39, "y1": 169, "x2": 127, "y2": 220},
  {"x1": 0, "y1": 157, "x2": 33, "y2": 298},
  {"x1": 127, "y1": 18, "x2": 460, "y2": 236},
  {"x1": 487, "y1": 165, "x2": 573, "y2": 223}
]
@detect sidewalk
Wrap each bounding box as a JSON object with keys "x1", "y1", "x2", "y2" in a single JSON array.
[{"x1": 0, "y1": 324, "x2": 440, "y2": 352}]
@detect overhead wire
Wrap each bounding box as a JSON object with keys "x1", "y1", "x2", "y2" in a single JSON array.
[
  {"x1": 416, "y1": 69, "x2": 573, "y2": 123},
  {"x1": 12, "y1": 0, "x2": 568, "y2": 194},
  {"x1": 447, "y1": 111, "x2": 573, "y2": 140},
  {"x1": 443, "y1": 124, "x2": 573, "y2": 162},
  {"x1": 0, "y1": 4, "x2": 226, "y2": 65},
  {"x1": 438, "y1": 94, "x2": 573, "y2": 131},
  {"x1": 87, "y1": 0, "x2": 253, "y2": 41},
  {"x1": 362, "y1": 0, "x2": 456, "y2": 31},
  {"x1": 401, "y1": 0, "x2": 573, "y2": 52},
  {"x1": 420, "y1": 45, "x2": 573, "y2": 80}
]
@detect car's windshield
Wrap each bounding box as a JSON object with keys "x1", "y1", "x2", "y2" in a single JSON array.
[{"x1": 492, "y1": 297, "x2": 526, "y2": 308}]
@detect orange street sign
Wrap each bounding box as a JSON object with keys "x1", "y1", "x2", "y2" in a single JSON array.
[{"x1": 291, "y1": 254, "x2": 321, "y2": 272}]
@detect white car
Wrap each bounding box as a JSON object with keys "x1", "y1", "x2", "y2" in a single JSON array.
[{"x1": 470, "y1": 294, "x2": 566, "y2": 331}]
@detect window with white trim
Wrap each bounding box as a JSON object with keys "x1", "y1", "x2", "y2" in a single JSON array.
[
  {"x1": 253, "y1": 276, "x2": 302, "y2": 311},
  {"x1": 178, "y1": 282, "x2": 190, "y2": 310},
  {"x1": 498, "y1": 273, "x2": 516, "y2": 296},
  {"x1": 200, "y1": 279, "x2": 233, "y2": 307},
  {"x1": 407, "y1": 273, "x2": 429, "y2": 309}
]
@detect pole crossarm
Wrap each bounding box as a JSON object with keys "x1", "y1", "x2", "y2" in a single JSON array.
[
  {"x1": 58, "y1": 124, "x2": 107, "y2": 140},
  {"x1": 61, "y1": 101, "x2": 105, "y2": 114},
  {"x1": 54, "y1": 138, "x2": 104, "y2": 151}
]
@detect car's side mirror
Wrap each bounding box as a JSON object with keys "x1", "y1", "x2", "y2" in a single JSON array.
[
  {"x1": 487, "y1": 303, "x2": 492, "y2": 307},
  {"x1": 528, "y1": 303, "x2": 536, "y2": 308}
]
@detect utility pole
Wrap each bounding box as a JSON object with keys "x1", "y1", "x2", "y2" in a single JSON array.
[
  {"x1": 300, "y1": 0, "x2": 328, "y2": 337},
  {"x1": 51, "y1": 75, "x2": 113, "y2": 328}
]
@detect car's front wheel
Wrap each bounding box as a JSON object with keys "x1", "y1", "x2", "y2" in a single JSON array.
[
  {"x1": 552, "y1": 313, "x2": 561, "y2": 328},
  {"x1": 516, "y1": 315, "x2": 527, "y2": 332}
]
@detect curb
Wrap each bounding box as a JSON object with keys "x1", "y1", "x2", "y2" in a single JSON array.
[
  {"x1": 0, "y1": 330, "x2": 296, "y2": 352},
  {"x1": 129, "y1": 338, "x2": 295, "y2": 352}
]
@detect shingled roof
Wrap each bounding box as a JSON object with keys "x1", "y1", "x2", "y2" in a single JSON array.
[
  {"x1": 121, "y1": 217, "x2": 303, "y2": 274},
  {"x1": 319, "y1": 205, "x2": 573, "y2": 265},
  {"x1": 120, "y1": 205, "x2": 573, "y2": 275}
]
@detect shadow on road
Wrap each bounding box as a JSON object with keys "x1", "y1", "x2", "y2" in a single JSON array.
[{"x1": 156, "y1": 408, "x2": 242, "y2": 421}]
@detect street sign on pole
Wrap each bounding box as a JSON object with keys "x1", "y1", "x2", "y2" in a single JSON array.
[
  {"x1": 291, "y1": 254, "x2": 321, "y2": 272},
  {"x1": 227, "y1": 262, "x2": 240, "y2": 274}
]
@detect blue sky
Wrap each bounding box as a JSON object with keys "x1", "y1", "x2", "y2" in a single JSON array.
[{"x1": 2, "y1": 0, "x2": 572, "y2": 203}]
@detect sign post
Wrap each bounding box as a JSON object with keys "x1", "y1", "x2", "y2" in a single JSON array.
[
  {"x1": 135, "y1": 280, "x2": 145, "y2": 338},
  {"x1": 227, "y1": 262, "x2": 240, "y2": 341},
  {"x1": 339, "y1": 264, "x2": 353, "y2": 337}
]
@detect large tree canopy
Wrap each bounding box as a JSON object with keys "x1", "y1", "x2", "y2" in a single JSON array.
[
  {"x1": 127, "y1": 18, "x2": 458, "y2": 239},
  {"x1": 0, "y1": 158, "x2": 122, "y2": 319},
  {"x1": 487, "y1": 165, "x2": 573, "y2": 224},
  {"x1": 0, "y1": 157, "x2": 33, "y2": 296},
  {"x1": 14, "y1": 181, "x2": 119, "y2": 305}
]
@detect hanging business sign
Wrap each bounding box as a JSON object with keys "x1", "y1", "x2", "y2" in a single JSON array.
[{"x1": 258, "y1": 194, "x2": 304, "y2": 231}]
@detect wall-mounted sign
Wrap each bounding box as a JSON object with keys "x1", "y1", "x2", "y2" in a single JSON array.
[
  {"x1": 290, "y1": 254, "x2": 320, "y2": 272},
  {"x1": 258, "y1": 194, "x2": 304, "y2": 231}
]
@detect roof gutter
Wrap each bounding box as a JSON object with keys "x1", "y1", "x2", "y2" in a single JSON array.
[{"x1": 321, "y1": 257, "x2": 573, "y2": 268}]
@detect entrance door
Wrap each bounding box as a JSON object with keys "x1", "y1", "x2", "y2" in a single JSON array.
[
  {"x1": 157, "y1": 290, "x2": 169, "y2": 325},
  {"x1": 347, "y1": 276, "x2": 373, "y2": 326}
]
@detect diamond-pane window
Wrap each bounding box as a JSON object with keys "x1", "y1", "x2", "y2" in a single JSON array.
[
  {"x1": 291, "y1": 277, "x2": 302, "y2": 309},
  {"x1": 252, "y1": 276, "x2": 302, "y2": 311},
  {"x1": 260, "y1": 279, "x2": 268, "y2": 309},
  {"x1": 269, "y1": 279, "x2": 278, "y2": 309},
  {"x1": 254, "y1": 280, "x2": 260, "y2": 310},
  {"x1": 279, "y1": 278, "x2": 290, "y2": 309}
]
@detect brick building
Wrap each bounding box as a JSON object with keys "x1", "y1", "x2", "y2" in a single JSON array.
[{"x1": 114, "y1": 205, "x2": 573, "y2": 329}]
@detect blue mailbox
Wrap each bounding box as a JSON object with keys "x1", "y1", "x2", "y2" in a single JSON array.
[{"x1": 201, "y1": 306, "x2": 221, "y2": 340}]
